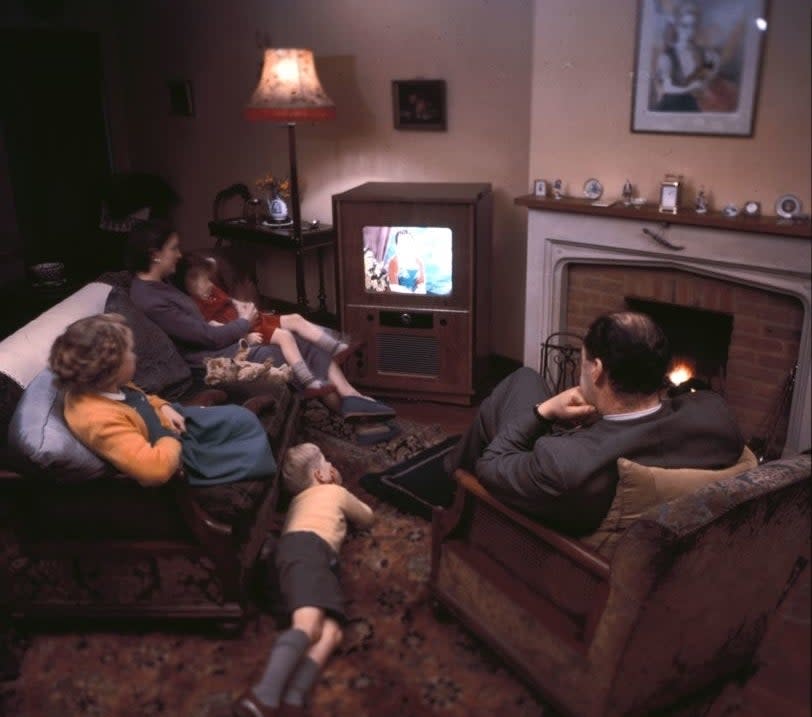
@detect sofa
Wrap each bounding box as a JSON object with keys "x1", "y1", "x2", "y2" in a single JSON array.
[
  {"x1": 0, "y1": 273, "x2": 300, "y2": 629},
  {"x1": 430, "y1": 451, "x2": 811, "y2": 717}
]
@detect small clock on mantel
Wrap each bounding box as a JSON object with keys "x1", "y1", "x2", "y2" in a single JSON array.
[{"x1": 659, "y1": 175, "x2": 681, "y2": 214}]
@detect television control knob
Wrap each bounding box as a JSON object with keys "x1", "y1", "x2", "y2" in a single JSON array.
[{"x1": 400, "y1": 313, "x2": 412, "y2": 326}]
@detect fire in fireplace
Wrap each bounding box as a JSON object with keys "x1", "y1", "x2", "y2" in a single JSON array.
[{"x1": 624, "y1": 296, "x2": 734, "y2": 395}]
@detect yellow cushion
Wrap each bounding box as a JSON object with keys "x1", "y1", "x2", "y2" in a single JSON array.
[{"x1": 580, "y1": 446, "x2": 758, "y2": 558}]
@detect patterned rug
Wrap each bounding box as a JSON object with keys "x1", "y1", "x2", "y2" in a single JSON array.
[{"x1": 1, "y1": 404, "x2": 547, "y2": 717}]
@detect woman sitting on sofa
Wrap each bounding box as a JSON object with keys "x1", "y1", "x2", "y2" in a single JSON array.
[{"x1": 126, "y1": 219, "x2": 394, "y2": 420}]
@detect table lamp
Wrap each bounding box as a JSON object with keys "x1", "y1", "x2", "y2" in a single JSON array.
[{"x1": 244, "y1": 48, "x2": 336, "y2": 244}]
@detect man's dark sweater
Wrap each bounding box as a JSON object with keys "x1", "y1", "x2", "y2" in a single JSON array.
[{"x1": 452, "y1": 367, "x2": 744, "y2": 536}]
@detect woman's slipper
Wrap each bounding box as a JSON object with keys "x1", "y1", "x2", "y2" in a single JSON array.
[{"x1": 340, "y1": 395, "x2": 396, "y2": 420}]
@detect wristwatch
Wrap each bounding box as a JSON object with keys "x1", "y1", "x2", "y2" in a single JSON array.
[{"x1": 534, "y1": 402, "x2": 554, "y2": 429}]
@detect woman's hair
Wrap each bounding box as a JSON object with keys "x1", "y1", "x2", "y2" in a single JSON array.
[
  {"x1": 281, "y1": 442, "x2": 323, "y2": 495},
  {"x1": 175, "y1": 252, "x2": 217, "y2": 294},
  {"x1": 583, "y1": 311, "x2": 670, "y2": 395},
  {"x1": 126, "y1": 218, "x2": 177, "y2": 273},
  {"x1": 49, "y1": 313, "x2": 133, "y2": 393}
]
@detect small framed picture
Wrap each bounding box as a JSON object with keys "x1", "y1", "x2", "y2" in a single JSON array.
[
  {"x1": 533, "y1": 179, "x2": 547, "y2": 197},
  {"x1": 392, "y1": 79, "x2": 446, "y2": 131}
]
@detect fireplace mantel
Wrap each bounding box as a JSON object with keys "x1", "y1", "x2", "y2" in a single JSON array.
[
  {"x1": 515, "y1": 195, "x2": 812, "y2": 239},
  {"x1": 521, "y1": 203, "x2": 811, "y2": 457}
]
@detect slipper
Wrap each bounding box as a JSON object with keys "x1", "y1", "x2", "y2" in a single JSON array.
[
  {"x1": 232, "y1": 688, "x2": 280, "y2": 717},
  {"x1": 299, "y1": 382, "x2": 337, "y2": 400},
  {"x1": 340, "y1": 395, "x2": 396, "y2": 421}
]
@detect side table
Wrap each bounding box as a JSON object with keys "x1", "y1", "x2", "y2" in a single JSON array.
[{"x1": 208, "y1": 219, "x2": 339, "y2": 327}]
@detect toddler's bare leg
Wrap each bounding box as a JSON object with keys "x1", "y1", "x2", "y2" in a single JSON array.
[{"x1": 280, "y1": 313, "x2": 347, "y2": 355}]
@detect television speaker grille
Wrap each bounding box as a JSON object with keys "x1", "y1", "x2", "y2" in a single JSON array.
[{"x1": 377, "y1": 334, "x2": 439, "y2": 376}]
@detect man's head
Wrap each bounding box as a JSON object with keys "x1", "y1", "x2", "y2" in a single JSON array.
[{"x1": 579, "y1": 311, "x2": 670, "y2": 409}]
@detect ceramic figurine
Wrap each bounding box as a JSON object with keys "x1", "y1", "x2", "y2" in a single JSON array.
[
  {"x1": 622, "y1": 179, "x2": 633, "y2": 205},
  {"x1": 695, "y1": 188, "x2": 708, "y2": 214}
]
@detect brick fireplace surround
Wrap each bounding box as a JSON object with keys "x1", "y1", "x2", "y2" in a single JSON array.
[{"x1": 521, "y1": 201, "x2": 811, "y2": 457}]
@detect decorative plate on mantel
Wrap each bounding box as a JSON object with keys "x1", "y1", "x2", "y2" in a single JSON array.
[
  {"x1": 583, "y1": 178, "x2": 603, "y2": 200},
  {"x1": 775, "y1": 194, "x2": 801, "y2": 219}
]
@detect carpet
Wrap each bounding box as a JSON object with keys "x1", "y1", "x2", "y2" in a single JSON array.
[{"x1": 1, "y1": 407, "x2": 548, "y2": 717}]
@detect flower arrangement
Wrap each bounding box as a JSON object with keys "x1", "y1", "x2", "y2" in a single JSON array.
[{"x1": 255, "y1": 173, "x2": 291, "y2": 199}]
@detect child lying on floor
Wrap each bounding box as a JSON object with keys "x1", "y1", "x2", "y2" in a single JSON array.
[{"x1": 233, "y1": 442, "x2": 375, "y2": 717}]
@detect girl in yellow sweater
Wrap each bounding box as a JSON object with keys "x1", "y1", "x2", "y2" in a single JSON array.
[{"x1": 49, "y1": 313, "x2": 276, "y2": 486}]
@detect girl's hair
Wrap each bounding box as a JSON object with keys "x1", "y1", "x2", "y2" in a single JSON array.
[
  {"x1": 281, "y1": 442, "x2": 323, "y2": 495},
  {"x1": 126, "y1": 218, "x2": 177, "y2": 273},
  {"x1": 49, "y1": 313, "x2": 133, "y2": 393},
  {"x1": 175, "y1": 252, "x2": 217, "y2": 294}
]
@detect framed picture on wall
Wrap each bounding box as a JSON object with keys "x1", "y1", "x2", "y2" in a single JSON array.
[
  {"x1": 392, "y1": 79, "x2": 447, "y2": 131},
  {"x1": 630, "y1": 0, "x2": 767, "y2": 136}
]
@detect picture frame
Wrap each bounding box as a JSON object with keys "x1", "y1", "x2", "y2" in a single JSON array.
[
  {"x1": 533, "y1": 179, "x2": 547, "y2": 197},
  {"x1": 631, "y1": 0, "x2": 767, "y2": 136},
  {"x1": 392, "y1": 79, "x2": 446, "y2": 131}
]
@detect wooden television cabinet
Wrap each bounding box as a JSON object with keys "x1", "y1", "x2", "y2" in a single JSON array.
[{"x1": 333, "y1": 182, "x2": 492, "y2": 405}]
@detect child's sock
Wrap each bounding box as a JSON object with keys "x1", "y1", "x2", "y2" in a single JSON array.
[
  {"x1": 291, "y1": 360, "x2": 316, "y2": 388},
  {"x1": 252, "y1": 628, "x2": 310, "y2": 707},
  {"x1": 313, "y1": 330, "x2": 343, "y2": 356},
  {"x1": 281, "y1": 656, "x2": 321, "y2": 707}
]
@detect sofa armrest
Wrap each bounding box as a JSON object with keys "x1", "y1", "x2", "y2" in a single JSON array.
[{"x1": 179, "y1": 388, "x2": 228, "y2": 407}]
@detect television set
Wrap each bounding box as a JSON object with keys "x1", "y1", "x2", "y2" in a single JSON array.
[
  {"x1": 333, "y1": 182, "x2": 493, "y2": 404},
  {"x1": 362, "y1": 225, "x2": 452, "y2": 296}
]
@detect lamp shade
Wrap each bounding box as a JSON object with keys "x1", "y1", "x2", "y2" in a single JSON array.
[{"x1": 244, "y1": 48, "x2": 336, "y2": 122}]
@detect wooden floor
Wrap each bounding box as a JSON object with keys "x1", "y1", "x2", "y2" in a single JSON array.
[{"x1": 385, "y1": 396, "x2": 812, "y2": 717}]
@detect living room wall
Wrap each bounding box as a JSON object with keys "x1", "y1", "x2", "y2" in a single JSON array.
[
  {"x1": 112, "y1": 0, "x2": 534, "y2": 361},
  {"x1": 529, "y1": 0, "x2": 812, "y2": 210}
]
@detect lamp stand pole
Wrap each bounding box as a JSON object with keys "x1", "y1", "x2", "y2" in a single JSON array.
[{"x1": 287, "y1": 121, "x2": 308, "y2": 307}]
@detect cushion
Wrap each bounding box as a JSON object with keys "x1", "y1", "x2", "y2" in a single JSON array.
[
  {"x1": 580, "y1": 446, "x2": 759, "y2": 558},
  {"x1": 105, "y1": 287, "x2": 193, "y2": 400},
  {"x1": 7, "y1": 368, "x2": 110, "y2": 481}
]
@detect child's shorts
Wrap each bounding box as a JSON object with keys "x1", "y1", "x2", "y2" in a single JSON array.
[
  {"x1": 275, "y1": 531, "x2": 346, "y2": 623},
  {"x1": 257, "y1": 312, "x2": 282, "y2": 342}
]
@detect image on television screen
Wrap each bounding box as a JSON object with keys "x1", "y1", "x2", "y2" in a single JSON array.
[{"x1": 362, "y1": 225, "x2": 452, "y2": 296}]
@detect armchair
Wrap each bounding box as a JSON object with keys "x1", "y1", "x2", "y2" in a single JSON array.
[
  {"x1": 430, "y1": 454, "x2": 811, "y2": 717},
  {"x1": 0, "y1": 280, "x2": 300, "y2": 628}
]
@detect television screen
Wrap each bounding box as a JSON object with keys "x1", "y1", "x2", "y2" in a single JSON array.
[{"x1": 362, "y1": 225, "x2": 452, "y2": 296}]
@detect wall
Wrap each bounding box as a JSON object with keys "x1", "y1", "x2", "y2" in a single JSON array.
[
  {"x1": 114, "y1": 0, "x2": 534, "y2": 360},
  {"x1": 529, "y1": 0, "x2": 812, "y2": 210}
]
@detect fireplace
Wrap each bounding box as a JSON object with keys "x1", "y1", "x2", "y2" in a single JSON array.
[
  {"x1": 523, "y1": 207, "x2": 811, "y2": 458},
  {"x1": 624, "y1": 296, "x2": 733, "y2": 394}
]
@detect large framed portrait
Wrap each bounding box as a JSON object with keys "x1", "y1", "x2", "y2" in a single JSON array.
[{"x1": 631, "y1": 0, "x2": 768, "y2": 136}]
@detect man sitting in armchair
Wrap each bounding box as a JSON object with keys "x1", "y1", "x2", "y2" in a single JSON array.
[{"x1": 445, "y1": 311, "x2": 744, "y2": 536}]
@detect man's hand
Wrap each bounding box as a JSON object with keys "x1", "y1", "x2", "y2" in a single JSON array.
[
  {"x1": 160, "y1": 404, "x2": 187, "y2": 434},
  {"x1": 537, "y1": 386, "x2": 597, "y2": 424},
  {"x1": 245, "y1": 332, "x2": 263, "y2": 345}
]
